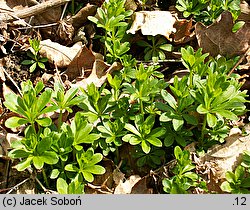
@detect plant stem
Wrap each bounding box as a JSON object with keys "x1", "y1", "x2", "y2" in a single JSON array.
[
  {"x1": 200, "y1": 115, "x2": 207, "y2": 145},
  {"x1": 58, "y1": 109, "x2": 63, "y2": 130},
  {"x1": 42, "y1": 168, "x2": 49, "y2": 188},
  {"x1": 104, "y1": 30, "x2": 107, "y2": 59}
]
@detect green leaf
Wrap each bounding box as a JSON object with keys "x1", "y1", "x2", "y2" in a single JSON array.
[
  {"x1": 33, "y1": 156, "x2": 44, "y2": 169},
  {"x1": 225, "y1": 171, "x2": 236, "y2": 183},
  {"x1": 35, "y1": 117, "x2": 52, "y2": 127},
  {"x1": 141, "y1": 140, "x2": 151, "y2": 154},
  {"x1": 183, "y1": 114, "x2": 198, "y2": 125},
  {"x1": 50, "y1": 169, "x2": 60, "y2": 179},
  {"x1": 220, "y1": 181, "x2": 233, "y2": 193},
  {"x1": 8, "y1": 149, "x2": 30, "y2": 159},
  {"x1": 124, "y1": 123, "x2": 141, "y2": 136},
  {"x1": 215, "y1": 110, "x2": 238, "y2": 121},
  {"x1": 235, "y1": 165, "x2": 245, "y2": 180},
  {"x1": 82, "y1": 171, "x2": 94, "y2": 182},
  {"x1": 57, "y1": 178, "x2": 68, "y2": 194},
  {"x1": 5, "y1": 117, "x2": 29, "y2": 128},
  {"x1": 207, "y1": 113, "x2": 217, "y2": 128},
  {"x1": 129, "y1": 136, "x2": 141, "y2": 145},
  {"x1": 161, "y1": 90, "x2": 177, "y2": 109},
  {"x1": 84, "y1": 165, "x2": 106, "y2": 175},
  {"x1": 173, "y1": 118, "x2": 184, "y2": 131},
  {"x1": 147, "y1": 137, "x2": 162, "y2": 147},
  {"x1": 21, "y1": 60, "x2": 35, "y2": 65},
  {"x1": 29, "y1": 62, "x2": 37, "y2": 72},
  {"x1": 197, "y1": 104, "x2": 208, "y2": 114},
  {"x1": 14, "y1": 156, "x2": 33, "y2": 171},
  {"x1": 183, "y1": 172, "x2": 198, "y2": 181},
  {"x1": 40, "y1": 151, "x2": 59, "y2": 165},
  {"x1": 36, "y1": 89, "x2": 52, "y2": 113},
  {"x1": 159, "y1": 44, "x2": 173, "y2": 52},
  {"x1": 232, "y1": 21, "x2": 245, "y2": 33},
  {"x1": 65, "y1": 164, "x2": 79, "y2": 172},
  {"x1": 38, "y1": 62, "x2": 45, "y2": 69}
]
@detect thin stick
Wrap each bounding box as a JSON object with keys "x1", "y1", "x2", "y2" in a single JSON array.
[
  {"x1": 228, "y1": 47, "x2": 250, "y2": 76},
  {"x1": 17, "y1": 22, "x2": 58, "y2": 30},
  {"x1": 6, "y1": 178, "x2": 30, "y2": 194},
  {"x1": 2, "y1": 68, "x2": 22, "y2": 96},
  {"x1": 1, "y1": 0, "x2": 71, "y2": 21}
]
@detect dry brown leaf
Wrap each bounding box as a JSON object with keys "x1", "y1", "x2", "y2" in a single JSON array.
[
  {"x1": 71, "y1": 3, "x2": 97, "y2": 30},
  {"x1": 73, "y1": 61, "x2": 122, "y2": 89},
  {"x1": 173, "y1": 19, "x2": 195, "y2": 44},
  {"x1": 39, "y1": 39, "x2": 82, "y2": 68},
  {"x1": 0, "y1": 59, "x2": 6, "y2": 81},
  {"x1": 195, "y1": 11, "x2": 250, "y2": 57},
  {"x1": 65, "y1": 45, "x2": 96, "y2": 80},
  {"x1": 239, "y1": 1, "x2": 250, "y2": 21},
  {"x1": 131, "y1": 176, "x2": 153, "y2": 194},
  {"x1": 194, "y1": 127, "x2": 250, "y2": 192},
  {"x1": 127, "y1": 11, "x2": 177, "y2": 40},
  {"x1": 56, "y1": 19, "x2": 74, "y2": 45},
  {"x1": 114, "y1": 175, "x2": 141, "y2": 194}
]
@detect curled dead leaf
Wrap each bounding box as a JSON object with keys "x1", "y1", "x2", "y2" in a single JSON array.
[
  {"x1": 114, "y1": 175, "x2": 141, "y2": 194},
  {"x1": 65, "y1": 45, "x2": 96, "y2": 80},
  {"x1": 39, "y1": 39, "x2": 82, "y2": 68},
  {"x1": 72, "y1": 61, "x2": 122, "y2": 90}
]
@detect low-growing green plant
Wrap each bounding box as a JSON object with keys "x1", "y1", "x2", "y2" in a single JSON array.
[
  {"x1": 57, "y1": 177, "x2": 85, "y2": 194},
  {"x1": 122, "y1": 114, "x2": 166, "y2": 154},
  {"x1": 157, "y1": 46, "x2": 248, "y2": 148},
  {"x1": 162, "y1": 146, "x2": 206, "y2": 194},
  {"x1": 175, "y1": 0, "x2": 241, "y2": 24},
  {"x1": 4, "y1": 80, "x2": 105, "y2": 193},
  {"x1": 65, "y1": 148, "x2": 105, "y2": 182},
  {"x1": 133, "y1": 146, "x2": 166, "y2": 168},
  {"x1": 221, "y1": 165, "x2": 250, "y2": 194},
  {"x1": 88, "y1": 0, "x2": 133, "y2": 63},
  {"x1": 176, "y1": 0, "x2": 208, "y2": 18},
  {"x1": 137, "y1": 36, "x2": 173, "y2": 63},
  {"x1": 21, "y1": 38, "x2": 48, "y2": 72},
  {"x1": 241, "y1": 151, "x2": 250, "y2": 173}
]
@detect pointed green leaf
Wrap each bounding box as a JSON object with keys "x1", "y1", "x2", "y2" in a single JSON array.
[{"x1": 5, "y1": 117, "x2": 29, "y2": 128}]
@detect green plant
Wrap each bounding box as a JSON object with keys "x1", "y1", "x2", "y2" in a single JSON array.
[
  {"x1": 4, "y1": 80, "x2": 105, "y2": 193},
  {"x1": 51, "y1": 82, "x2": 85, "y2": 128},
  {"x1": 221, "y1": 165, "x2": 250, "y2": 194},
  {"x1": 88, "y1": 0, "x2": 133, "y2": 63},
  {"x1": 241, "y1": 151, "x2": 250, "y2": 173},
  {"x1": 65, "y1": 148, "x2": 105, "y2": 182},
  {"x1": 133, "y1": 146, "x2": 165, "y2": 168},
  {"x1": 57, "y1": 177, "x2": 84, "y2": 194},
  {"x1": 157, "y1": 46, "x2": 248, "y2": 148},
  {"x1": 199, "y1": 0, "x2": 241, "y2": 24},
  {"x1": 122, "y1": 114, "x2": 166, "y2": 154},
  {"x1": 162, "y1": 146, "x2": 206, "y2": 194},
  {"x1": 21, "y1": 38, "x2": 48, "y2": 72},
  {"x1": 176, "y1": 0, "x2": 208, "y2": 18},
  {"x1": 79, "y1": 83, "x2": 112, "y2": 123},
  {"x1": 4, "y1": 80, "x2": 55, "y2": 129},
  {"x1": 137, "y1": 36, "x2": 173, "y2": 63}
]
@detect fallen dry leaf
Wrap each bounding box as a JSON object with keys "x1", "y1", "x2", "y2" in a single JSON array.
[
  {"x1": 131, "y1": 176, "x2": 153, "y2": 194},
  {"x1": 195, "y1": 11, "x2": 250, "y2": 57},
  {"x1": 72, "y1": 60, "x2": 122, "y2": 89},
  {"x1": 39, "y1": 39, "x2": 82, "y2": 68},
  {"x1": 127, "y1": 11, "x2": 177, "y2": 40},
  {"x1": 71, "y1": 3, "x2": 97, "y2": 30},
  {"x1": 65, "y1": 45, "x2": 96, "y2": 80},
  {"x1": 173, "y1": 19, "x2": 195, "y2": 44},
  {"x1": 114, "y1": 175, "x2": 141, "y2": 194}
]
